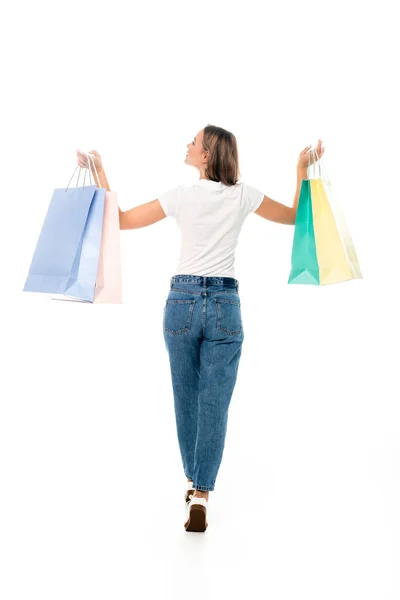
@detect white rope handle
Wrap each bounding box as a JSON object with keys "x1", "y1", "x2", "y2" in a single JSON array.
[
  {"x1": 315, "y1": 148, "x2": 330, "y2": 184},
  {"x1": 64, "y1": 151, "x2": 102, "y2": 191},
  {"x1": 307, "y1": 146, "x2": 323, "y2": 180},
  {"x1": 86, "y1": 152, "x2": 101, "y2": 187}
]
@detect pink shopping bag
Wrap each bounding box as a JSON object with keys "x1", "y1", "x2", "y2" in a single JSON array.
[{"x1": 93, "y1": 190, "x2": 123, "y2": 304}]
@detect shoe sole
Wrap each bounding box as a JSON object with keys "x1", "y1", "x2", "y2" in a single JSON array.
[{"x1": 184, "y1": 505, "x2": 208, "y2": 532}]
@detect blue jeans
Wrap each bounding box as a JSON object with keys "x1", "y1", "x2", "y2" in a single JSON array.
[{"x1": 162, "y1": 274, "x2": 244, "y2": 492}]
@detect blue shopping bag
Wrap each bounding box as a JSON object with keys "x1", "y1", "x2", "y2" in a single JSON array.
[{"x1": 23, "y1": 164, "x2": 106, "y2": 302}]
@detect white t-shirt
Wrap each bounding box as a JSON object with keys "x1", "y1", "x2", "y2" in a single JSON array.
[{"x1": 157, "y1": 179, "x2": 264, "y2": 278}]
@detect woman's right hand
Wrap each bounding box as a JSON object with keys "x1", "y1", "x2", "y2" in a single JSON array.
[{"x1": 76, "y1": 149, "x2": 104, "y2": 172}]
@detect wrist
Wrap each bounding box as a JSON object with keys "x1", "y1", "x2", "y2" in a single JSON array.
[{"x1": 296, "y1": 165, "x2": 308, "y2": 183}]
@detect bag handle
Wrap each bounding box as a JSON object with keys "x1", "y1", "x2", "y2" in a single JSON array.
[
  {"x1": 86, "y1": 153, "x2": 101, "y2": 187},
  {"x1": 316, "y1": 149, "x2": 331, "y2": 184},
  {"x1": 308, "y1": 146, "x2": 330, "y2": 183},
  {"x1": 307, "y1": 146, "x2": 320, "y2": 180},
  {"x1": 64, "y1": 151, "x2": 102, "y2": 191},
  {"x1": 65, "y1": 161, "x2": 90, "y2": 191}
]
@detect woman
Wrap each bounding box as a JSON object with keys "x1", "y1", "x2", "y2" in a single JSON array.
[{"x1": 76, "y1": 124, "x2": 324, "y2": 532}]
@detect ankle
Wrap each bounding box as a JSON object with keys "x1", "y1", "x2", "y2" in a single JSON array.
[{"x1": 193, "y1": 490, "x2": 209, "y2": 499}]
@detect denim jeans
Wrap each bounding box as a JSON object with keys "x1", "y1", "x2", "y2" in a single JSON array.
[{"x1": 162, "y1": 274, "x2": 244, "y2": 492}]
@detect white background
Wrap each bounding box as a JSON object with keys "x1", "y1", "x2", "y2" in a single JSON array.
[{"x1": 1, "y1": 0, "x2": 399, "y2": 598}]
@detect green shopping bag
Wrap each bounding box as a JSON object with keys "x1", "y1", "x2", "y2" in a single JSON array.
[{"x1": 288, "y1": 178, "x2": 320, "y2": 285}]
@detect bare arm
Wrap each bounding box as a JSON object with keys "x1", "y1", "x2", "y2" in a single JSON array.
[
  {"x1": 254, "y1": 166, "x2": 308, "y2": 225},
  {"x1": 91, "y1": 165, "x2": 166, "y2": 229}
]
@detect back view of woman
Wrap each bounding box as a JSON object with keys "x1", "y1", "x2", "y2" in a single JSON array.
[{"x1": 76, "y1": 125, "x2": 324, "y2": 532}]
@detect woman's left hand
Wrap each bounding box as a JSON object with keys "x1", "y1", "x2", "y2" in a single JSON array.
[
  {"x1": 297, "y1": 139, "x2": 325, "y2": 169},
  {"x1": 76, "y1": 149, "x2": 104, "y2": 172}
]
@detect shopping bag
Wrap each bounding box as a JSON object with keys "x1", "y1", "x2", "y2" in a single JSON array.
[
  {"x1": 316, "y1": 160, "x2": 362, "y2": 280},
  {"x1": 92, "y1": 190, "x2": 123, "y2": 304},
  {"x1": 50, "y1": 154, "x2": 123, "y2": 304},
  {"x1": 287, "y1": 178, "x2": 320, "y2": 285},
  {"x1": 288, "y1": 148, "x2": 362, "y2": 285},
  {"x1": 310, "y1": 178, "x2": 353, "y2": 284},
  {"x1": 23, "y1": 160, "x2": 106, "y2": 301}
]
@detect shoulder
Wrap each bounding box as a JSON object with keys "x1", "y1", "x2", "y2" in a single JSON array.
[
  {"x1": 239, "y1": 181, "x2": 264, "y2": 214},
  {"x1": 157, "y1": 185, "x2": 186, "y2": 218},
  {"x1": 232, "y1": 181, "x2": 248, "y2": 195},
  {"x1": 157, "y1": 184, "x2": 186, "y2": 198},
  {"x1": 240, "y1": 181, "x2": 256, "y2": 192}
]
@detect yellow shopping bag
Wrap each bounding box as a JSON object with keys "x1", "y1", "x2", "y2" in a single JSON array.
[
  {"x1": 316, "y1": 158, "x2": 363, "y2": 281},
  {"x1": 310, "y1": 178, "x2": 353, "y2": 284}
]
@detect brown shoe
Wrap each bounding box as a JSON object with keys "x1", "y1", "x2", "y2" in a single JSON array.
[{"x1": 184, "y1": 496, "x2": 208, "y2": 532}]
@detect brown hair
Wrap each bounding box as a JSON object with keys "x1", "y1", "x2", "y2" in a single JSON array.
[{"x1": 202, "y1": 124, "x2": 241, "y2": 186}]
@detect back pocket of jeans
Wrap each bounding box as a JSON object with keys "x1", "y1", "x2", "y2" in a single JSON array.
[
  {"x1": 164, "y1": 299, "x2": 196, "y2": 335},
  {"x1": 214, "y1": 298, "x2": 243, "y2": 335}
]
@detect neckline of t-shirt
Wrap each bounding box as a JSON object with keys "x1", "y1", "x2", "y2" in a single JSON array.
[{"x1": 194, "y1": 179, "x2": 227, "y2": 189}]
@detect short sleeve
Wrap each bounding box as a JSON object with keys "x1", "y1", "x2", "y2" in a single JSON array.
[
  {"x1": 242, "y1": 182, "x2": 264, "y2": 216},
  {"x1": 157, "y1": 185, "x2": 184, "y2": 219}
]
